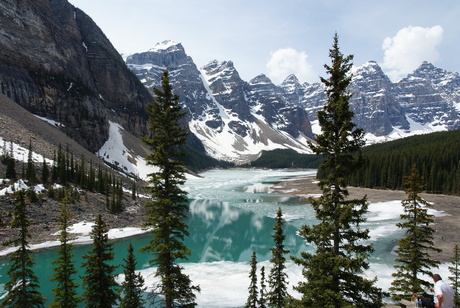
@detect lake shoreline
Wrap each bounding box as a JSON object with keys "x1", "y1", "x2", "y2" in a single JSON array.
[
  {"x1": 271, "y1": 173, "x2": 460, "y2": 263},
  {"x1": 1, "y1": 170, "x2": 459, "y2": 263}
]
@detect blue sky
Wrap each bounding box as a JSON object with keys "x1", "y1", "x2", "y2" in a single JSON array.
[{"x1": 68, "y1": 0, "x2": 460, "y2": 84}]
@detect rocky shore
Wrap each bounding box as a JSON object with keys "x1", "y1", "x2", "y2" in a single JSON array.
[{"x1": 0, "y1": 190, "x2": 148, "y2": 255}]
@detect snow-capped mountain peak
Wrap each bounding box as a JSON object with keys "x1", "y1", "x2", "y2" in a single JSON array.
[
  {"x1": 148, "y1": 40, "x2": 181, "y2": 52},
  {"x1": 127, "y1": 47, "x2": 314, "y2": 163}
]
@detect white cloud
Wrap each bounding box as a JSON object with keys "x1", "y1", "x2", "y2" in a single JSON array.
[
  {"x1": 266, "y1": 48, "x2": 317, "y2": 84},
  {"x1": 381, "y1": 25, "x2": 443, "y2": 82}
]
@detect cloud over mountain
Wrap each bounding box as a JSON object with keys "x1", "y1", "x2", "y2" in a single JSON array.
[
  {"x1": 381, "y1": 25, "x2": 444, "y2": 82},
  {"x1": 266, "y1": 48, "x2": 317, "y2": 84}
]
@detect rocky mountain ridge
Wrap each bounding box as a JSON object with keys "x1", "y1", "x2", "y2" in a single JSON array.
[
  {"x1": 127, "y1": 42, "x2": 460, "y2": 159},
  {"x1": 127, "y1": 42, "x2": 314, "y2": 163}
]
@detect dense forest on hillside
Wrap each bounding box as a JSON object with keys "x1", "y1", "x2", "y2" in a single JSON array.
[
  {"x1": 345, "y1": 130, "x2": 460, "y2": 194},
  {"x1": 181, "y1": 144, "x2": 235, "y2": 171},
  {"x1": 249, "y1": 149, "x2": 323, "y2": 169},
  {"x1": 252, "y1": 130, "x2": 460, "y2": 195}
]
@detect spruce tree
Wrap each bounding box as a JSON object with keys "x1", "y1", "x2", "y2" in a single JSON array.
[
  {"x1": 292, "y1": 33, "x2": 382, "y2": 307},
  {"x1": 50, "y1": 196, "x2": 79, "y2": 308},
  {"x1": 52, "y1": 149, "x2": 58, "y2": 183},
  {"x1": 119, "y1": 243, "x2": 146, "y2": 308},
  {"x1": 449, "y1": 244, "x2": 460, "y2": 307},
  {"x1": 5, "y1": 155, "x2": 16, "y2": 180},
  {"x1": 25, "y1": 140, "x2": 36, "y2": 185},
  {"x1": 259, "y1": 266, "x2": 267, "y2": 308},
  {"x1": 390, "y1": 165, "x2": 441, "y2": 300},
  {"x1": 0, "y1": 191, "x2": 45, "y2": 307},
  {"x1": 81, "y1": 214, "x2": 119, "y2": 308},
  {"x1": 4, "y1": 142, "x2": 16, "y2": 180},
  {"x1": 58, "y1": 144, "x2": 67, "y2": 185},
  {"x1": 246, "y1": 251, "x2": 258, "y2": 308},
  {"x1": 97, "y1": 166, "x2": 105, "y2": 194},
  {"x1": 79, "y1": 153, "x2": 86, "y2": 187},
  {"x1": 41, "y1": 158, "x2": 49, "y2": 185},
  {"x1": 267, "y1": 208, "x2": 290, "y2": 308},
  {"x1": 131, "y1": 180, "x2": 137, "y2": 200},
  {"x1": 141, "y1": 69, "x2": 198, "y2": 307}
]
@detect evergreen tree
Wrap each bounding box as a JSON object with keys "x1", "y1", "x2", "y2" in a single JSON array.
[
  {"x1": 390, "y1": 165, "x2": 441, "y2": 300},
  {"x1": 109, "y1": 190, "x2": 117, "y2": 214},
  {"x1": 41, "y1": 158, "x2": 49, "y2": 185},
  {"x1": 448, "y1": 244, "x2": 460, "y2": 307},
  {"x1": 97, "y1": 166, "x2": 105, "y2": 194},
  {"x1": 246, "y1": 251, "x2": 258, "y2": 308},
  {"x1": 87, "y1": 161, "x2": 95, "y2": 191},
  {"x1": 116, "y1": 180, "x2": 123, "y2": 212},
  {"x1": 5, "y1": 155, "x2": 16, "y2": 180},
  {"x1": 141, "y1": 69, "x2": 198, "y2": 307},
  {"x1": 58, "y1": 145, "x2": 67, "y2": 185},
  {"x1": 79, "y1": 153, "x2": 86, "y2": 188},
  {"x1": 25, "y1": 140, "x2": 36, "y2": 185},
  {"x1": 0, "y1": 191, "x2": 45, "y2": 307},
  {"x1": 131, "y1": 180, "x2": 137, "y2": 200},
  {"x1": 292, "y1": 33, "x2": 382, "y2": 308},
  {"x1": 4, "y1": 142, "x2": 16, "y2": 180},
  {"x1": 119, "y1": 243, "x2": 146, "y2": 308},
  {"x1": 50, "y1": 196, "x2": 79, "y2": 308},
  {"x1": 69, "y1": 152, "x2": 75, "y2": 183},
  {"x1": 52, "y1": 149, "x2": 58, "y2": 183},
  {"x1": 259, "y1": 266, "x2": 267, "y2": 308},
  {"x1": 81, "y1": 214, "x2": 119, "y2": 308},
  {"x1": 267, "y1": 208, "x2": 290, "y2": 308}
]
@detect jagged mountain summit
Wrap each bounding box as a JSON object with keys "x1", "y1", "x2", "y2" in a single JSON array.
[
  {"x1": 126, "y1": 41, "x2": 314, "y2": 163},
  {"x1": 287, "y1": 60, "x2": 460, "y2": 142}
]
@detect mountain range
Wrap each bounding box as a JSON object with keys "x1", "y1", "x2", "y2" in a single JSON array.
[
  {"x1": 1, "y1": 0, "x2": 460, "y2": 168},
  {"x1": 127, "y1": 41, "x2": 460, "y2": 162}
]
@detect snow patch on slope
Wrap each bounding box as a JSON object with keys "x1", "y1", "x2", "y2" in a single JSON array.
[
  {"x1": 194, "y1": 70, "x2": 313, "y2": 163},
  {"x1": 96, "y1": 121, "x2": 157, "y2": 180},
  {"x1": 189, "y1": 107, "x2": 312, "y2": 163},
  {"x1": 34, "y1": 115, "x2": 65, "y2": 127},
  {"x1": 365, "y1": 114, "x2": 447, "y2": 144},
  {"x1": 0, "y1": 136, "x2": 53, "y2": 165},
  {"x1": 148, "y1": 40, "x2": 179, "y2": 52}
]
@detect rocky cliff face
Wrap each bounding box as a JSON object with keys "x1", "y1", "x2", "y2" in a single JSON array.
[
  {"x1": 0, "y1": 0, "x2": 151, "y2": 153},
  {"x1": 201, "y1": 60, "x2": 253, "y2": 122},
  {"x1": 396, "y1": 62, "x2": 460, "y2": 130},
  {"x1": 349, "y1": 61, "x2": 408, "y2": 136},
  {"x1": 248, "y1": 74, "x2": 312, "y2": 139}
]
